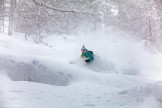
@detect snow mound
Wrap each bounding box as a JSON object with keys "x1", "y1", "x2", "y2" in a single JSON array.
[
  {"x1": 85, "y1": 56, "x2": 117, "y2": 73},
  {"x1": 71, "y1": 55, "x2": 118, "y2": 74},
  {"x1": 0, "y1": 55, "x2": 74, "y2": 86},
  {"x1": 121, "y1": 67, "x2": 139, "y2": 75},
  {"x1": 118, "y1": 82, "x2": 162, "y2": 105}
]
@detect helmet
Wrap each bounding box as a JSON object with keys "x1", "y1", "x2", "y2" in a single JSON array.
[{"x1": 81, "y1": 45, "x2": 87, "y2": 51}]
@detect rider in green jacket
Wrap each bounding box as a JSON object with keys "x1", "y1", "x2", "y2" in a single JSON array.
[{"x1": 80, "y1": 45, "x2": 94, "y2": 63}]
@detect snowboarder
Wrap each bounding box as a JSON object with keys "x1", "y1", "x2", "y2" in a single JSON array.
[{"x1": 80, "y1": 45, "x2": 94, "y2": 63}]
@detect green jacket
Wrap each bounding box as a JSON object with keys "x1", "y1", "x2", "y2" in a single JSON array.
[{"x1": 81, "y1": 51, "x2": 94, "y2": 61}]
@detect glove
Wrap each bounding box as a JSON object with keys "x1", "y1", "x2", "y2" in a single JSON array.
[{"x1": 85, "y1": 59, "x2": 90, "y2": 63}]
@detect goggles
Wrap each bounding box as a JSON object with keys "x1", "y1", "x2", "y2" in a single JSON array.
[{"x1": 81, "y1": 50, "x2": 86, "y2": 52}]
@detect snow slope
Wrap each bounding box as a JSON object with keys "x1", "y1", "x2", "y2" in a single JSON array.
[{"x1": 0, "y1": 31, "x2": 162, "y2": 108}]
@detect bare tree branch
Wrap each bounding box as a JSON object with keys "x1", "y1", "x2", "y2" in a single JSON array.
[{"x1": 32, "y1": 0, "x2": 95, "y2": 15}]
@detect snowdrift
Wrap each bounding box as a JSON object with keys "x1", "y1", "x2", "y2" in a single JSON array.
[
  {"x1": 0, "y1": 55, "x2": 75, "y2": 86},
  {"x1": 118, "y1": 82, "x2": 162, "y2": 107}
]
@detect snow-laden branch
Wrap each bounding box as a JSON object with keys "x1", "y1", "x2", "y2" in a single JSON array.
[{"x1": 32, "y1": 0, "x2": 94, "y2": 15}]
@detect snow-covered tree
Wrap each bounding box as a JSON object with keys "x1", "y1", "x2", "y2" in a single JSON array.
[
  {"x1": 2, "y1": 0, "x2": 162, "y2": 50},
  {"x1": 14, "y1": 0, "x2": 100, "y2": 42},
  {"x1": 99, "y1": 0, "x2": 162, "y2": 49},
  {"x1": 0, "y1": 0, "x2": 5, "y2": 32}
]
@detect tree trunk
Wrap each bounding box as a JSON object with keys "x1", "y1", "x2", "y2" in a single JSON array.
[
  {"x1": 8, "y1": 0, "x2": 16, "y2": 35},
  {"x1": 2, "y1": 0, "x2": 5, "y2": 32},
  {"x1": 146, "y1": 17, "x2": 152, "y2": 42}
]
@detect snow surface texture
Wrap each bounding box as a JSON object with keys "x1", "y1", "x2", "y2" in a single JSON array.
[{"x1": 0, "y1": 30, "x2": 162, "y2": 108}]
